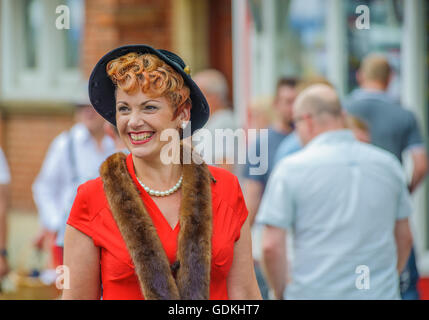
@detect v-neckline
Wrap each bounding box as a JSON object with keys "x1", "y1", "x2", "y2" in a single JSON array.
[
  {"x1": 141, "y1": 191, "x2": 180, "y2": 232},
  {"x1": 126, "y1": 154, "x2": 180, "y2": 232}
]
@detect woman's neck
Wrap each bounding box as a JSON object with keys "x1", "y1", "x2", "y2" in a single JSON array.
[{"x1": 132, "y1": 153, "x2": 182, "y2": 190}]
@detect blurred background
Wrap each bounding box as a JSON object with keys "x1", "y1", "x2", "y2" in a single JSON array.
[{"x1": 0, "y1": 0, "x2": 428, "y2": 298}]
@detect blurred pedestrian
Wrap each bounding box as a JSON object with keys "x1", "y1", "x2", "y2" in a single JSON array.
[
  {"x1": 258, "y1": 84, "x2": 413, "y2": 299},
  {"x1": 193, "y1": 69, "x2": 236, "y2": 173},
  {"x1": 248, "y1": 95, "x2": 275, "y2": 132},
  {"x1": 273, "y1": 77, "x2": 334, "y2": 166},
  {"x1": 0, "y1": 147, "x2": 10, "y2": 281},
  {"x1": 243, "y1": 77, "x2": 298, "y2": 299},
  {"x1": 345, "y1": 53, "x2": 428, "y2": 299},
  {"x1": 32, "y1": 101, "x2": 115, "y2": 268},
  {"x1": 244, "y1": 77, "x2": 298, "y2": 225}
]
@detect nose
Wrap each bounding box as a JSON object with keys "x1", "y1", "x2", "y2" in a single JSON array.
[{"x1": 128, "y1": 110, "x2": 145, "y2": 129}]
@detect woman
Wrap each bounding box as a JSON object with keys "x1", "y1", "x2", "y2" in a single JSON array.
[{"x1": 62, "y1": 45, "x2": 261, "y2": 300}]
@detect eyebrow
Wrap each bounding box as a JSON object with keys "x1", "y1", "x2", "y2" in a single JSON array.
[{"x1": 116, "y1": 99, "x2": 160, "y2": 106}]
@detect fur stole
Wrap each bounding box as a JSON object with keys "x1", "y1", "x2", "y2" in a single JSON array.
[{"x1": 99, "y1": 145, "x2": 214, "y2": 300}]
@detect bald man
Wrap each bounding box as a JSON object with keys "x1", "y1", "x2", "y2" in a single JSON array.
[
  {"x1": 257, "y1": 85, "x2": 413, "y2": 299},
  {"x1": 346, "y1": 54, "x2": 427, "y2": 193},
  {"x1": 345, "y1": 54, "x2": 427, "y2": 299}
]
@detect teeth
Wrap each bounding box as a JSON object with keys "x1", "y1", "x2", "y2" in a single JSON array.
[{"x1": 131, "y1": 132, "x2": 154, "y2": 141}]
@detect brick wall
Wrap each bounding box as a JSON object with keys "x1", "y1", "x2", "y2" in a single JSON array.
[
  {"x1": 1, "y1": 105, "x2": 74, "y2": 212},
  {"x1": 209, "y1": 0, "x2": 233, "y2": 102},
  {"x1": 82, "y1": 0, "x2": 173, "y2": 78}
]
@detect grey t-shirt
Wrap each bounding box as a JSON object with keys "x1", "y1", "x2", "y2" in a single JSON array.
[{"x1": 344, "y1": 89, "x2": 424, "y2": 162}]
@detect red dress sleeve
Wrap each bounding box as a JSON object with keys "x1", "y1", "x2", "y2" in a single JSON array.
[
  {"x1": 67, "y1": 184, "x2": 94, "y2": 239},
  {"x1": 233, "y1": 176, "x2": 249, "y2": 242}
]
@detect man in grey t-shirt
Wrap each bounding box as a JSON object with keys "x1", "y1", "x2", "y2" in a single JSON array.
[{"x1": 344, "y1": 53, "x2": 428, "y2": 299}]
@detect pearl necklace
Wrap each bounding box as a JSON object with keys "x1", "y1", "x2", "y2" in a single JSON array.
[{"x1": 137, "y1": 175, "x2": 183, "y2": 197}]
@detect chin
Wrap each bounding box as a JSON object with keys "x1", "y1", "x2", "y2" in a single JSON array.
[
  {"x1": 130, "y1": 147, "x2": 154, "y2": 159},
  {"x1": 129, "y1": 144, "x2": 161, "y2": 160}
]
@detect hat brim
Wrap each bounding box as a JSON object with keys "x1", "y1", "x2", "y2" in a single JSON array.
[{"x1": 88, "y1": 45, "x2": 210, "y2": 136}]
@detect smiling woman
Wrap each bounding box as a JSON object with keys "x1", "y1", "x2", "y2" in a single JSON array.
[{"x1": 61, "y1": 44, "x2": 262, "y2": 300}]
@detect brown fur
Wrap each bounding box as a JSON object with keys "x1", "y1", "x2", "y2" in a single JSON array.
[{"x1": 100, "y1": 145, "x2": 213, "y2": 300}]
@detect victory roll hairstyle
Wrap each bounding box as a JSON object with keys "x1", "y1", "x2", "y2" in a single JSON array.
[{"x1": 106, "y1": 52, "x2": 191, "y2": 119}]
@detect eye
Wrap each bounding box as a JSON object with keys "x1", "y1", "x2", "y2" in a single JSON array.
[
  {"x1": 144, "y1": 105, "x2": 158, "y2": 111},
  {"x1": 117, "y1": 105, "x2": 129, "y2": 112}
]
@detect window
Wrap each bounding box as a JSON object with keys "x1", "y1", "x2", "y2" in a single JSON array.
[
  {"x1": 24, "y1": 0, "x2": 42, "y2": 69},
  {"x1": 1, "y1": 0, "x2": 85, "y2": 101},
  {"x1": 63, "y1": 0, "x2": 84, "y2": 69},
  {"x1": 247, "y1": 0, "x2": 327, "y2": 97}
]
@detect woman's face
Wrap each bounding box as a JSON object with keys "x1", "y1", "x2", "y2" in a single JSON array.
[{"x1": 115, "y1": 88, "x2": 189, "y2": 160}]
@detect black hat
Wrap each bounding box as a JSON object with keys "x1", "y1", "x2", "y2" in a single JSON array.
[{"x1": 88, "y1": 44, "x2": 210, "y2": 136}]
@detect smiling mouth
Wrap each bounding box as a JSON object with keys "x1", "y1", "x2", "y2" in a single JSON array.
[{"x1": 129, "y1": 132, "x2": 155, "y2": 144}]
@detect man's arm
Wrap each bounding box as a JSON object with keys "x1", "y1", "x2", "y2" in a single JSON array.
[
  {"x1": 261, "y1": 225, "x2": 287, "y2": 299},
  {"x1": 32, "y1": 136, "x2": 67, "y2": 232},
  {"x1": 409, "y1": 148, "x2": 428, "y2": 193},
  {"x1": 0, "y1": 184, "x2": 10, "y2": 279},
  {"x1": 32, "y1": 136, "x2": 68, "y2": 250},
  {"x1": 394, "y1": 218, "x2": 413, "y2": 274},
  {"x1": 243, "y1": 179, "x2": 264, "y2": 226}
]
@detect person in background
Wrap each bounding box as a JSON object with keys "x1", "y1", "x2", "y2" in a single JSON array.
[
  {"x1": 258, "y1": 84, "x2": 413, "y2": 299},
  {"x1": 247, "y1": 95, "x2": 275, "y2": 132},
  {"x1": 243, "y1": 77, "x2": 298, "y2": 299},
  {"x1": 32, "y1": 101, "x2": 116, "y2": 267},
  {"x1": 0, "y1": 148, "x2": 10, "y2": 281},
  {"x1": 243, "y1": 77, "x2": 298, "y2": 225},
  {"x1": 193, "y1": 69, "x2": 237, "y2": 173},
  {"x1": 345, "y1": 53, "x2": 428, "y2": 300},
  {"x1": 273, "y1": 76, "x2": 333, "y2": 167},
  {"x1": 270, "y1": 81, "x2": 369, "y2": 295}
]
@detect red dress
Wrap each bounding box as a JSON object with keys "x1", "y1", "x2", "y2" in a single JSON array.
[{"x1": 67, "y1": 153, "x2": 248, "y2": 300}]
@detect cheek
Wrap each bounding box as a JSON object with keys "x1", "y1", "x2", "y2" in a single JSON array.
[
  {"x1": 159, "y1": 110, "x2": 178, "y2": 129},
  {"x1": 115, "y1": 115, "x2": 128, "y2": 135}
]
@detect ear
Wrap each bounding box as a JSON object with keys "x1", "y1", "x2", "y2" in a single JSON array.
[
  {"x1": 178, "y1": 101, "x2": 191, "y2": 122},
  {"x1": 304, "y1": 114, "x2": 313, "y2": 130}
]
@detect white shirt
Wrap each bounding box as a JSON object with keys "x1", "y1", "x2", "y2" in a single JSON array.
[
  {"x1": 257, "y1": 130, "x2": 412, "y2": 299},
  {"x1": 0, "y1": 148, "x2": 10, "y2": 184},
  {"x1": 32, "y1": 123, "x2": 116, "y2": 246}
]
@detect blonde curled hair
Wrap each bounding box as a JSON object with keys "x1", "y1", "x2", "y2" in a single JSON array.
[{"x1": 106, "y1": 52, "x2": 191, "y2": 118}]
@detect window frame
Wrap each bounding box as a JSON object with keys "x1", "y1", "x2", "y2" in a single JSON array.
[{"x1": 0, "y1": 0, "x2": 84, "y2": 102}]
